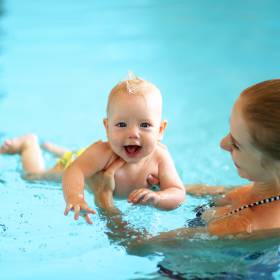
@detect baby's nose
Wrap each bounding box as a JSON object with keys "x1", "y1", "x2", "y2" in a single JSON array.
[{"x1": 128, "y1": 127, "x2": 140, "y2": 139}]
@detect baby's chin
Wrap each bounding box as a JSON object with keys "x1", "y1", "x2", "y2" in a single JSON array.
[
  {"x1": 112, "y1": 146, "x2": 154, "y2": 163},
  {"x1": 121, "y1": 153, "x2": 143, "y2": 163},
  {"x1": 119, "y1": 151, "x2": 145, "y2": 164}
]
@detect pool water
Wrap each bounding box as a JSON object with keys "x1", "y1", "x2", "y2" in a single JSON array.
[{"x1": 1, "y1": 0, "x2": 280, "y2": 279}]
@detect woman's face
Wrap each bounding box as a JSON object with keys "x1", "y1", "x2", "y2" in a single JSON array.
[{"x1": 220, "y1": 98, "x2": 271, "y2": 182}]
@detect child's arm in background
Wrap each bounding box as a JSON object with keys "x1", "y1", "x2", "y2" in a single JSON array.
[
  {"x1": 128, "y1": 149, "x2": 185, "y2": 210},
  {"x1": 62, "y1": 141, "x2": 112, "y2": 223}
]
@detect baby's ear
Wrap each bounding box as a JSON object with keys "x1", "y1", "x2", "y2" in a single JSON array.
[
  {"x1": 158, "y1": 120, "x2": 167, "y2": 140},
  {"x1": 103, "y1": 118, "x2": 109, "y2": 132}
]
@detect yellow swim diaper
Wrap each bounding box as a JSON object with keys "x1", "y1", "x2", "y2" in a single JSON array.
[{"x1": 58, "y1": 148, "x2": 86, "y2": 169}]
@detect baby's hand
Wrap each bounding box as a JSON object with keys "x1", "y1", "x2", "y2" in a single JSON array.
[
  {"x1": 64, "y1": 194, "x2": 96, "y2": 224},
  {"x1": 128, "y1": 188, "x2": 160, "y2": 206}
]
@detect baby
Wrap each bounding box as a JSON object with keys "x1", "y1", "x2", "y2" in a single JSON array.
[
  {"x1": 63, "y1": 76, "x2": 185, "y2": 223},
  {"x1": 0, "y1": 75, "x2": 185, "y2": 224}
]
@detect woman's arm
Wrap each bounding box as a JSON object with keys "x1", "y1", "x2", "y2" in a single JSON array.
[
  {"x1": 135, "y1": 213, "x2": 253, "y2": 248},
  {"x1": 92, "y1": 158, "x2": 148, "y2": 246},
  {"x1": 146, "y1": 174, "x2": 237, "y2": 198},
  {"x1": 92, "y1": 166, "x2": 280, "y2": 251},
  {"x1": 185, "y1": 184, "x2": 239, "y2": 197}
]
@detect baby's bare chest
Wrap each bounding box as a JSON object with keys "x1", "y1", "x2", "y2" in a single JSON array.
[{"x1": 114, "y1": 161, "x2": 159, "y2": 197}]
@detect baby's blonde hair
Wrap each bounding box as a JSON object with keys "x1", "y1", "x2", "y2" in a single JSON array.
[{"x1": 106, "y1": 72, "x2": 162, "y2": 115}]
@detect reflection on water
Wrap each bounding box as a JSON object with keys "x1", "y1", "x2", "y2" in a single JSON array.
[{"x1": 135, "y1": 237, "x2": 280, "y2": 279}]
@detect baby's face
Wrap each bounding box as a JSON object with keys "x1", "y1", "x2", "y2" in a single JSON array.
[{"x1": 104, "y1": 88, "x2": 166, "y2": 163}]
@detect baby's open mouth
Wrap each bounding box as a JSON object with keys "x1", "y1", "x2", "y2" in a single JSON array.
[{"x1": 124, "y1": 145, "x2": 141, "y2": 157}]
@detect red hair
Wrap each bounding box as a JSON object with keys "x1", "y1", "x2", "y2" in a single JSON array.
[{"x1": 240, "y1": 79, "x2": 280, "y2": 161}]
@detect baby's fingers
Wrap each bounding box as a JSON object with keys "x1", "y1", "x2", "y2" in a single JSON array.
[
  {"x1": 128, "y1": 189, "x2": 144, "y2": 202},
  {"x1": 83, "y1": 214, "x2": 93, "y2": 225},
  {"x1": 130, "y1": 189, "x2": 150, "y2": 204},
  {"x1": 140, "y1": 193, "x2": 155, "y2": 204},
  {"x1": 74, "y1": 205, "x2": 81, "y2": 220},
  {"x1": 82, "y1": 205, "x2": 96, "y2": 215},
  {"x1": 64, "y1": 204, "x2": 74, "y2": 216},
  {"x1": 128, "y1": 189, "x2": 138, "y2": 202}
]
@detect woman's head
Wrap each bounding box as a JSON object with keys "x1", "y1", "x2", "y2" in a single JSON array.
[
  {"x1": 221, "y1": 79, "x2": 280, "y2": 182},
  {"x1": 240, "y1": 79, "x2": 280, "y2": 161}
]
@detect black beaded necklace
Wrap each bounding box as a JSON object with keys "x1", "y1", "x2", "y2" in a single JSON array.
[{"x1": 227, "y1": 194, "x2": 280, "y2": 216}]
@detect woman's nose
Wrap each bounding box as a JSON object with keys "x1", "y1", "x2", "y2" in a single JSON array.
[{"x1": 220, "y1": 134, "x2": 232, "y2": 152}]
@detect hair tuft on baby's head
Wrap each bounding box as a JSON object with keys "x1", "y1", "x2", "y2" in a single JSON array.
[
  {"x1": 125, "y1": 71, "x2": 142, "y2": 94},
  {"x1": 106, "y1": 72, "x2": 162, "y2": 115},
  {"x1": 110, "y1": 71, "x2": 160, "y2": 97}
]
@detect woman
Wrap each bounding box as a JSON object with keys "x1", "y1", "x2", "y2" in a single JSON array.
[{"x1": 94, "y1": 79, "x2": 280, "y2": 242}]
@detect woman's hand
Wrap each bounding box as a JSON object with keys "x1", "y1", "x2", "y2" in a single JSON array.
[
  {"x1": 91, "y1": 157, "x2": 125, "y2": 211},
  {"x1": 185, "y1": 184, "x2": 225, "y2": 196},
  {"x1": 93, "y1": 157, "x2": 125, "y2": 193}
]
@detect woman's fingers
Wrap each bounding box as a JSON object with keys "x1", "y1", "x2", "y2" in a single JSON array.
[
  {"x1": 147, "y1": 174, "x2": 160, "y2": 186},
  {"x1": 105, "y1": 157, "x2": 125, "y2": 176}
]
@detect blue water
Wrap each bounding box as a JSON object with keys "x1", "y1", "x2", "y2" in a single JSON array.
[{"x1": 1, "y1": 0, "x2": 280, "y2": 279}]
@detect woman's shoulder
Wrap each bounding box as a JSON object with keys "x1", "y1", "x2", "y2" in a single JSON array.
[
  {"x1": 226, "y1": 184, "x2": 253, "y2": 201},
  {"x1": 210, "y1": 189, "x2": 280, "y2": 237},
  {"x1": 251, "y1": 198, "x2": 280, "y2": 230}
]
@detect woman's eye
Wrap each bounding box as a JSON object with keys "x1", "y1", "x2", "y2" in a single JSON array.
[
  {"x1": 116, "y1": 122, "x2": 126, "y2": 127},
  {"x1": 140, "y1": 122, "x2": 151, "y2": 128},
  {"x1": 232, "y1": 142, "x2": 239, "y2": 150}
]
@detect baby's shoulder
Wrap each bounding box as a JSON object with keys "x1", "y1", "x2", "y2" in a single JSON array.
[
  {"x1": 83, "y1": 140, "x2": 117, "y2": 170},
  {"x1": 86, "y1": 140, "x2": 113, "y2": 157},
  {"x1": 154, "y1": 143, "x2": 173, "y2": 162},
  {"x1": 89, "y1": 139, "x2": 110, "y2": 149}
]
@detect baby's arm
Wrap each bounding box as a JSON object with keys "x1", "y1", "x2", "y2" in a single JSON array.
[
  {"x1": 62, "y1": 141, "x2": 112, "y2": 223},
  {"x1": 155, "y1": 150, "x2": 185, "y2": 209},
  {"x1": 129, "y1": 149, "x2": 185, "y2": 210}
]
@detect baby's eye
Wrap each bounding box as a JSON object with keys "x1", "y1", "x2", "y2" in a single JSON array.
[
  {"x1": 140, "y1": 122, "x2": 151, "y2": 128},
  {"x1": 116, "y1": 122, "x2": 127, "y2": 127}
]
